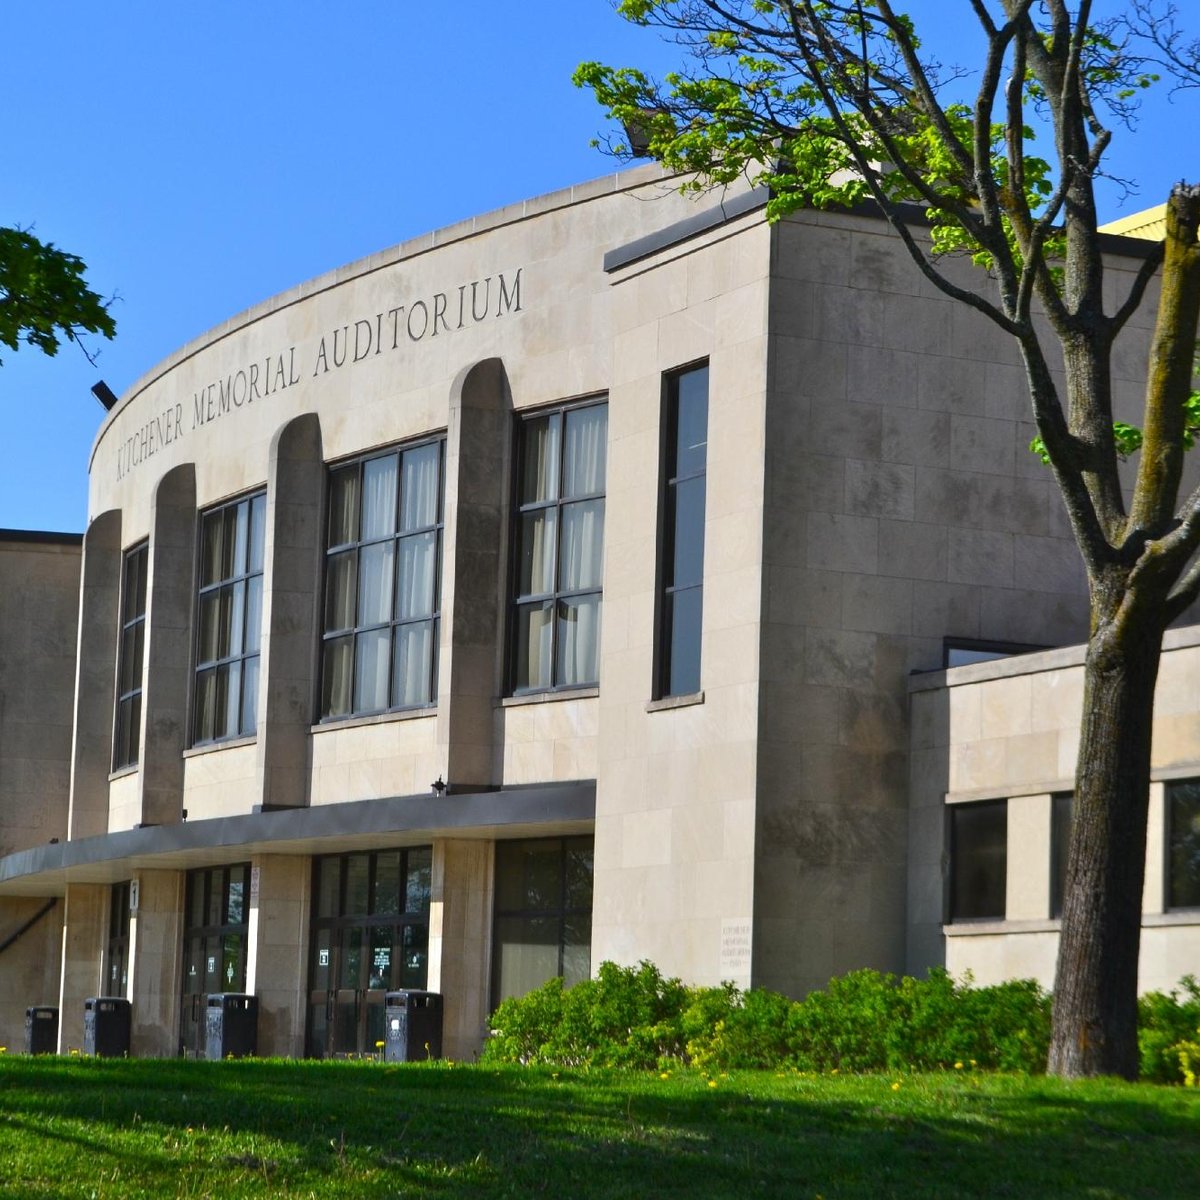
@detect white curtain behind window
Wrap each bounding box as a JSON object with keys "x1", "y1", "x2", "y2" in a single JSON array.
[
  {"x1": 401, "y1": 443, "x2": 440, "y2": 531},
  {"x1": 362, "y1": 455, "x2": 398, "y2": 539},
  {"x1": 563, "y1": 405, "x2": 607, "y2": 497}
]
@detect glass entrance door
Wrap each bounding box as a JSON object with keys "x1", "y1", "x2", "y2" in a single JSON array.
[
  {"x1": 179, "y1": 864, "x2": 250, "y2": 1057},
  {"x1": 306, "y1": 848, "x2": 431, "y2": 1058}
]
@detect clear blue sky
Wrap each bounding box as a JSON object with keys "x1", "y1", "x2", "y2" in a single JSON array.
[{"x1": 2, "y1": 1, "x2": 1192, "y2": 532}]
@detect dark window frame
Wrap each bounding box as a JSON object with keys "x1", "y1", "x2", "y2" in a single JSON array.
[
  {"x1": 508, "y1": 397, "x2": 608, "y2": 695},
  {"x1": 319, "y1": 436, "x2": 445, "y2": 721},
  {"x1": 654, "y1": 360, "x2": 708, "y2": 700},
  {"x1": 192, "y1": 489, "x2": 267, "y2": 746},
  {"x1": 182, "y1": 864, "x2": 252, "y2": 993},
  {"x1": 942, "y1": 638, "x2": 1048, "y2": 668},
  {"x1": 113, "y1": 542, "x2": 148, "y2": 771},
  {"x1": 491, "y1": 835, "x2": 594, "y2": 1009},
  {"x1": 947, "y1": 798, "x2": 1008, "y2": 922},
  {"x1": 106, "y1": 882, "x2": 132, "y2": 998},
  {"x1": 1050, "y1": 791, "x2": 1073, "y2": 919},
  {"x1": 1167, "y1": 779, "x2": 1200, "y2": 911}
]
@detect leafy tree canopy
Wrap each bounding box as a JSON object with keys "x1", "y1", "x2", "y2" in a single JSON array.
[{"x1": 0, "y1": 225, "x2": 115, "y2": 365}]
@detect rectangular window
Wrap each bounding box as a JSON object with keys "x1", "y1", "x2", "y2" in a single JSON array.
[
  {"x1": 320, "y1": 439, "x2": 444, "y2": 719},
  {"x1": 106, "y1": 882, "x2": 131, "y2": 997},
  {"x1": 193, "y1": 491, "x2": 266, "y2": 744},
  {"x1": 1050, "y1": 792, "x2": 1073, "y2": 918},
  {"x1": 657, "y1": 363, "x2": 708, "y2": 698},
  {"x1": 949, "y1": 799, "x2": 1007, "y2": 921},
  {"x1": 510, "y1": 401, "x2": 607, "y2": 693},
  {"x1": 491, "y1": 836, "x2": 593, "y2": 1006},
  {"x1": 1167, "y1": 780, "x2": 1200, "y2": 910},
  {"x1": 113, "y1": 543, "x2": 148, "y2": 770}
]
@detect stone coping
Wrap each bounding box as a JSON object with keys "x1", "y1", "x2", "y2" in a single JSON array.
[{"x1": 909, "y1": 622, "x2": 1200, "y2": 694}]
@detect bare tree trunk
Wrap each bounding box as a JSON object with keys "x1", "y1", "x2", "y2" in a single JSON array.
[{"x1": 1049, "y1": 599, "x2": 1163, "y2": 1078}]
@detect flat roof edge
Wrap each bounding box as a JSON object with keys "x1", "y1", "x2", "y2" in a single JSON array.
[{"x1": 0, "y1": 781, "x2": 596, "y2": 893}]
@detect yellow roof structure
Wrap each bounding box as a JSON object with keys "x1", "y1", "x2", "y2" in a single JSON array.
[{"x1": 1099, "y1": 204, "x2": 1166, "y2": 241}]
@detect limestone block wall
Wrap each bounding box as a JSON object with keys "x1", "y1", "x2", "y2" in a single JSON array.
[
  {"x1": 0, "y1": 535, "x2": 80, "y2": 1049},
  {"x1": 246, "y1": 855, "x2": 309, "y2": 1057},
  {"x1": 309, "y1": 716, "x2": 440, "y2": 807},
  {"x1": 590, "y1": 204, "x2": 770, "y2": 990},
  {"x1": 909, "y1": 627, "x2": 1200, "y2": 995},
  {"x1": 0, "y1": 535, "x2": 81, "y2": 856},
  {"x1": 57, "y1": 883, "x2": 107, "y2": 1052},
  {"x1": 427, "y1": 838, "x2": 493, "y2": 1060},
  {"x1": 750, "y1": 211, "x2": 1168, "y2": 998},
  {"x1": 497, "y1": 697, "x2": 599, "y2": 786}
]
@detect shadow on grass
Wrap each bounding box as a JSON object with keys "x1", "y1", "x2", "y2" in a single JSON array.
[{"x1": 0, "y1": 1058, "x2": 1197, "y2": 1198}]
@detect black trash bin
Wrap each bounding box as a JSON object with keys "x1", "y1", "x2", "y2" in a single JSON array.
[
  {"x1": 205, "y1": 993, "x2": 258, "y2": 1060},
  {"x1": 83, "y1": 997, "x2": 131, "y2": 1057},
  {"x1": 384, "y1": 991, "x2": 443, "y2": 1061},
  {"x1": 24, "y1": 1006, "x2": 58, "y2": 1055}
]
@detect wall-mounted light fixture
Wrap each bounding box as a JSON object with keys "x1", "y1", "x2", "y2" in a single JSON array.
[
  {"x1": 91, "y1": 380, "x2": 120, "y2": 411},
  {"x1": 430, "y1": 776, "x2": 447, "y2": 798}
]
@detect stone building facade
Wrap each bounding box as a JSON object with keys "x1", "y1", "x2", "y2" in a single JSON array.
[{"x1": 0, "y1": 163, "x2": 1191, "y2": 1058}]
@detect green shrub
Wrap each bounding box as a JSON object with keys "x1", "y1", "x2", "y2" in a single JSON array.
[
  {"x1": 1138, "y1": 976, "x2": 1200, "y2": 1083},
  {"x1": 482, "y1": 976, "x2": 567, "y2": 1065},
  {"x1": 787, "y1": 969, "x2": 900, "y2": 1071},
  {"x1": 485, "y1": 961, "x2": 1136, "y2": 1080},
  {"x1": 482, "y1": 961, "x2": 691, "y2": 1067},
  {"x1": 959, "y1": 978, "x2": 1052, "y2": 1073},
  {"x1": 685, "y1": 986, "x2": 794, "y2": 1069}
]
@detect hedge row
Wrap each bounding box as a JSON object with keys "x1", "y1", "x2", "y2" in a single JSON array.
[{"x1": 481, "y1": 961, "x2": 1200, "y2": 1082}]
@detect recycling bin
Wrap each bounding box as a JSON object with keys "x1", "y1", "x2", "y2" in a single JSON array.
[
  {"x1": 205, "y1": 993, "x2": 259, "y2": 1060},
  {"x1": 24, "y1": 1006, "x2": 58, "y2": 1055},
  {"x1": 384, "y1": 991, "x2": 443, "y2": 1061},
  {"x1": 83, "y1": 997, "x2": 131, "y2": 1057}
]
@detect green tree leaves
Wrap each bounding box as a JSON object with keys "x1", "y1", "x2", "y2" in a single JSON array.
[{"x1": 0, "y1": 226, "x2": 115, "y2": 365}]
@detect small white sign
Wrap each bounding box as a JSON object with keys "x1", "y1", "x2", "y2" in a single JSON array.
[
  {"x1": 207, "y1": 956, "x2": 216, "y2": 974},
  {"x1": 250, "y1": 865, "x2": 260, "y2": 902},
  {"x1": 318, "y1": 949, "x2": 330, "y2": 967},
  {"x1": 129, "y1": 880, "x2": 139, "y2": 913},
  {"x1": 719, "y1": 918, "x2": 753, "y2": 978}
]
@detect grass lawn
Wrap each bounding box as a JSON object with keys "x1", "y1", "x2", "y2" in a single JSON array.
[{"x1": 0, "y1": 1057, "x2": 1197, "y2": 1198}]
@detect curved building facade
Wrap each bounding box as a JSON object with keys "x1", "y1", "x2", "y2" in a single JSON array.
[{"x1": 1, "y1": 165, "x2": 1192, "y2": 1058}]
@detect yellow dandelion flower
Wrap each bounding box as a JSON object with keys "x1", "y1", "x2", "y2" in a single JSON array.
[
  {"x1": 891, "y1": 1082, "x2": 901, "y2": 1091},
  {"x1": 659, "y1": 1072, "x2": 671, "y2": 1080},
  {"x1": 954, "y1": 1061, "x2": 964, "y2": 1070},
  {"x1": 708, "y1": 1080, "x2": 718, "y2": 1088}
]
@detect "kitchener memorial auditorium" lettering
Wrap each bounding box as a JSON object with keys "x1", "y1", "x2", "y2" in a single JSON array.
[{"x1": 113, "y1": 268, "x2": 522, "y2": 481}]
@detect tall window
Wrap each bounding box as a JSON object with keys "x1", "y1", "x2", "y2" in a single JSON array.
[
  {"x1": 1050, "y1": 792, "x2": 1073, "y2": 918},
  {"x1": 949, "y1": 799, "x2": 1007, "y2": 921},
  {"x1": 194, "y1": 491, "x2": 266, "y2": 744},
  {"x1": 113, "y1": 543, "x2": 148, "y2": 770},
  {"x1": 321, "y1": 439, "x2": 444, "y2": 719},
  {"x1": 511, "y1": 401, "x2": 607, "y2": 692},
  {"x1": 106, "y1": 882, "x2": 131, "y2": 998},
  {"x1": 492, "y1": 837, "x2": 593, "y2": 1006},
  {"x1": 1167, "y1": 780, "x2": 1200, "y2": 910},
  {"x1": 657, "y1": 363, "x2": 708, "y2": 698}
]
